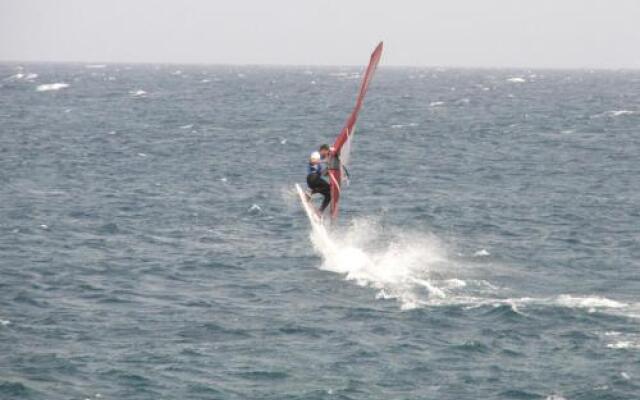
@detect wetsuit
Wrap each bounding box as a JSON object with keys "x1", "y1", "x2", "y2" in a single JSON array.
[{"x1": 306, "y1": 162, "x2": 331, "y2": 212}]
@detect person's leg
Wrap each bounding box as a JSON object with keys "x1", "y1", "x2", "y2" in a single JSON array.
[
  {"x1": 307, "y1": 174, "x2": 320, "y2": 192},
  {"x1": 317, "y1": 179, "x2": 331, "y2": 212}
]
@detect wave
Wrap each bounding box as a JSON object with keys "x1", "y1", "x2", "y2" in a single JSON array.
[
  {"x1": 608, "y1": 110, "x2": 635, "y2": 117},
  {"x1": 36, "y1": 83, "x2": 69, "y2": 92},
  {"x1": 129, "y1": 89, "x2": 147, "y2": 97},
  {"x1": 307, "y1": 216, "x2": 639, "y2": 316},
  {"x1": 4, "y1": 72, "x2": 37, "y2": 81}
]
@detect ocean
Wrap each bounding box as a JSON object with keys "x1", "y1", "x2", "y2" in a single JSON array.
[{"x1": 1, "y1": 63, "x2": 639, "y2": 399}]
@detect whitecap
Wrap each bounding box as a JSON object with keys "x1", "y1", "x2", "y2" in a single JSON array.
[
  {"x1": 248, "y1": 204, "x2": 262, "y2": 212},
  {"x1": 4, "y1": 73, "x2": 24, "y2": 81},
  {"x1": 607, "y1": 341, "x2": 640, "y2": 349},
  {"x1": 507, "y1": 77, "x2": 526, "y2": 83},
  {"x1": 0, "y1": 319, "x2": 10, "y2": 326},
  {"x1": 429, "y1": 101, "x2": 445, "y2": 107},
  {"x1": 391, "y1": 123, "x2": 419, "y2": 129},
  {"x1": 474, "y1": 249, "x2": 490, "y2": 257},
  {"x1": 86, "y1": 64, "x2": 106, "y2": 69},
  {"x1": 36, "y1": 83, "x2": 69, "y2": 92},
  {"x1": 554, "y1": 294, "x2": 627, "y2": 309},
  {"x1": 180, "y1": 124, "x2": 193, "y2": 130},
  {"x1": 137, "y1": 153, "x2": 147, "y2": 157},
  {"x1": 608, "y1": 110, "x2": 635, "y2": 117},
  {"x1": 129, "y1": 89, "x2": 147, "y2": 97}
]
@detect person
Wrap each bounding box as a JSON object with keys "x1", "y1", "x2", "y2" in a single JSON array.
[
  {"x1": 306, "y1": 148, "x2": 331, "y2": 214},
  {"x1": 318, "y1": 143, "x2": 331, "y2": 160}
]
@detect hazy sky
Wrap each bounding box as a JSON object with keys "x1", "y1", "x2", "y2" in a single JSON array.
[{"x1": 1, "y1": 0, "x2": 639, "y2": 68}]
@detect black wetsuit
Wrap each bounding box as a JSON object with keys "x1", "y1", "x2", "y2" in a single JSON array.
[{"x1": 307, "y1": 163, "x2": 331, "y2": 212}]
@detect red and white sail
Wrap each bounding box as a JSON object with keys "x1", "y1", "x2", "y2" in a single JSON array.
[{"x1": 328, "y1": 41, "x2": 383, "y2": 220}]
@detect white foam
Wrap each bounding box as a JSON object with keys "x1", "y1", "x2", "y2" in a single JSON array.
[
  {"x1": 607, "y1": 341, "x2": 640, "y2": 349},
  {"x1": 3, "y1": 72, "x2": 36, "y2": 81},
  {"x1": 429, "y1": 101, "x2": 445, "y2": 107},
  {"x1": 180, "y1": 124, "x2": 193, "y2": 130},
  {"x1": 554, "y1": 295, "x2": 627, "y2": 310},
  {"x1": 608, "y1": 110, "x2": 635, "y2": 117},
  {"x1": 0, "y1": 319, "x2": 10, "y2": 326},
  {"x1": 129, "y1": 89, "x2": 147, "y2": 97},
  {"x1": 302, "y1": 213, "x2": 638, "y2": 314},
  {"x1": 308, "y1": 217, "x2": 454, "y2": 309},
  {"x1": 507, "y1": 77, "x2": 526, "y2": 83},
  {"x1": 36, "y1": 83, "x2": 69, "y2": 92},
  {"x1": 474, "y1": 249, "x2": 490, "y2": 257},
  {"x1": 391, "y1": 123, "x2": 419, "y2": 129}
]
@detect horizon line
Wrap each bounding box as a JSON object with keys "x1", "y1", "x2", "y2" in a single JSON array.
[{"x1": 1, "y1": 58, "x2": 639, "y2": 72}]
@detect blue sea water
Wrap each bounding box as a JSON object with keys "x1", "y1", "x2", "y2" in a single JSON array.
[{"x1": 1, "y1": 63, "x2": 639, "y2": 400}]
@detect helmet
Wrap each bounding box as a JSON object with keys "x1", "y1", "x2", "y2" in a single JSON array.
[{"x1": 309, "y1": 151, "x2": 321, "y2": 162}]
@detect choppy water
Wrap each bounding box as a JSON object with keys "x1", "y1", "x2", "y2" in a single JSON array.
[{"x1": 1, "y1": 63, "x2": 639, "y2": 400}]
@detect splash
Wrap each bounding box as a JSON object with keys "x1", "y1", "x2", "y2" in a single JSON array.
[
  {"x1": 305, "y1": 214, "x2": 639, "y2": 317},
  {"x1": 309, "y1": 217, "x2": 467, "y2": 310}
]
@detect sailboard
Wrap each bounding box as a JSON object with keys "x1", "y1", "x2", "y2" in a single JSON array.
[
  {"x1": 297, "y1": 42, "x2": 383, "y2": 224},
  {"x1": 327, "y1": 42, "x2": 383, "y2": 221},
  {"x1": 295, "y1": 183, "x2": 322, "y2": 226}
]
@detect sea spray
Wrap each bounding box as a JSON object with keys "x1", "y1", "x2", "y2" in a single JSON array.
[{"x1": 309, "y1": 217, "x2": 452, "y2": 309}]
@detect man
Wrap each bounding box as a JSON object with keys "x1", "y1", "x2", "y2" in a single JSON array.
[{"x1": 306, "y1": 144, "x2": 332, "y2": 214}]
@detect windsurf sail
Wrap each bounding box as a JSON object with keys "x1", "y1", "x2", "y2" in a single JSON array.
[{"x1": 328, "y1": 41, "x2": 383, "y2": 220}]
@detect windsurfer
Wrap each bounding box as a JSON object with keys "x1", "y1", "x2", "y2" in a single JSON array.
[{"x1": 306, "y1": 147, "x2": 331, "y2": 213}]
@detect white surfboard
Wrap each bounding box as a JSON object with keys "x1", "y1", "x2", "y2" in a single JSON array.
[{"x1": 295, "y1": 183, "x2": 323, "y2": 226}]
